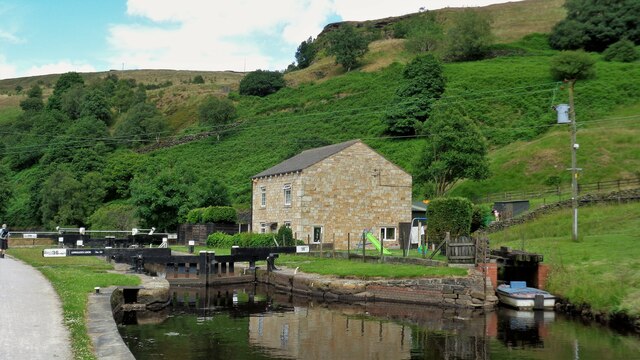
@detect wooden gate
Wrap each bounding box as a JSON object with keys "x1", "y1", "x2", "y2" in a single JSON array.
[{"x1": 446, "y1": 234, "x2": 489, "y2": 265}]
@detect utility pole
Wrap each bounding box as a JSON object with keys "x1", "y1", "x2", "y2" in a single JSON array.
[{"x1": 568, "y1": 79, "x2": 580, "y2": 241}]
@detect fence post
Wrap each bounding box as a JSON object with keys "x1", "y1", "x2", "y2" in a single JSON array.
[
  {"x1": 362, "y1": 231, "x2": 366, "y2": 263},
  {"x1": 332, "y1": 233, "x2": 335, "y2": 258},
  {"x1": 347, "y1": 233, "x2": 350, "y2": 260}
]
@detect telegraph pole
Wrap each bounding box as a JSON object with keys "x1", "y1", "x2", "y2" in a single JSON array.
[{"x1": 568, "y1": 79, "x2": 580, "y2": 241}]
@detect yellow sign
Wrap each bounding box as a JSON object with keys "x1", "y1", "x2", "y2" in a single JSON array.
[{"x1": 422, "y1": 199, "x2": 430, "y2": 204}]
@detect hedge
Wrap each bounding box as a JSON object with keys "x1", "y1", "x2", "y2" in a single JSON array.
[
  {"x1": 427, "y1": 197, "x2": 473, "y2": 243},
  {"x1": 186, "y1": 206, "x2": 237, "y2": 224}
]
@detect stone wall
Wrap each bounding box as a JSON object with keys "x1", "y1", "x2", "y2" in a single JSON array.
[
  {"x1": 486, "y1": 188, "x2": 640, "y2": 233},
  {"x1": 257, "y1": 267, "x2": 498, "y2": 309}
]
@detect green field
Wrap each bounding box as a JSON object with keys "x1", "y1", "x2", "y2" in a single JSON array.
[{"x1": 489, "y1": 201, "x2": 640, "y2": 316}]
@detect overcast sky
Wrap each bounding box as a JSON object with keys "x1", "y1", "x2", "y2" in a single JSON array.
[{"x1": 0, "y1": 0, "x2": 521, "y2": 80}]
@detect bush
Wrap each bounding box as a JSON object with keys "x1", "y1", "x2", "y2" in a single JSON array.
[
  {"x1": 471, "y1": 204, "x2": 491, "y2": 233},
  {"x1": 427, "y1": 197, "x2": 473, "y2": 243},
  {"x1": 207, "y1": 232, "x2": 235, "y2": 247},
  {"x1": 239, "y1": 70, "x2": 285, "y2": 97},
  {"x1": 186, "y1": 206, "x2": 237, "y2": 224},
  {"x1": 186, "y1": 208, "x2": 204, "y2": 224},
  {"x1": 603, "y1": 39, "x2": 639, "y2": 63},
  {"x1": 233, "y1": 232, "x2": 276, "y2": 247},
  {"x1": 202, "y1": 206, "x2": 237, "y2": 223},
  {"x1": 276, "y1": 226, "x2": 294, "y2": 246}
]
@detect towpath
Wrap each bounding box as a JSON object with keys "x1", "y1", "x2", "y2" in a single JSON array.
[{"x1": 0, "y1": 255, "x2": 73, "y2": 360}]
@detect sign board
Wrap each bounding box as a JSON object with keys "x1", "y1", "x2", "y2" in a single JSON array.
[
  {"x1": 167, "y1": 234, "x2": 178, "y2": 240},
  {"x1": 43, "y1": 249, "x2": 67, "y2": 257},
  {"x1": 67, "y1": 249, "x2": 106, "y2": 256},
  {"x1": 76, "y1": 240, "x2": 83, "y2": 247},
  {"x1": 296, "y1": 245, "x2": 310, "y2": 253},
  {"x1": 58, "y1": 237, "x2": 64, "y2": 243},
  {"x1": 23, "y1": 233, "x2": 38, "y2": 239},
  {"x1": 188, "y1": 240, "x2": 195, "y2": 246}
]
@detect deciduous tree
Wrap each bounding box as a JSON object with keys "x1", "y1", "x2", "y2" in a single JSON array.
[{"x1": 326, "y1": 24, "x2": 369, "y2": 71}]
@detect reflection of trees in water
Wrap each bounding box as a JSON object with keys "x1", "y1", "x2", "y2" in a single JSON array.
[{"x1": 410, "y1": 328, "x2": 489, "y2": 360}]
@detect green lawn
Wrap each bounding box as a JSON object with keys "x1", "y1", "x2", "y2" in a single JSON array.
[
  {"x1": 8, "y1": 248, "x2": 140, "y2": 360},
  {"x1": 489, "y1": 201, "x2": 640, "y2": 316}
]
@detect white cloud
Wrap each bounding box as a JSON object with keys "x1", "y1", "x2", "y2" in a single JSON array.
[
  {"x1": 106, "y1": 0, "x2": 517, "y2": 72},
  {"x1": 108, "y1": 0, "x2": 337, "y2": 72},
  {"x1": 0, "y1": 29, "x2": 21, "y2": 44},
  {"x1": 24, "y1": 61, "x2": 96, "y2": 77}
]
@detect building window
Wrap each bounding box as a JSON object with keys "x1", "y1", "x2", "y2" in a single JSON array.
[
  {"x1": 284, "y1": 221, "x2": 291, "y2": 228},
  {"x1": 313, "y1": 226, "x2": 323, "y2": 243},
  {"x1": 283, "y1": 184, "x2": 292, "y2": 206},
  {"x1": 260, "y1": 186, "x2": 266, "y2": 207},
  {"x1": 380, "y1": 227, "x2": 396, "y2": 241},
  {"x1": 260, "y1": 223, "x2": 267, "y2": 234}
]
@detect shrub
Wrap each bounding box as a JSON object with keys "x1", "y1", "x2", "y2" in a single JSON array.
[
  {"x1": 239, "y1": 70, "x2": 285, "y2": 97},
  {"x1": 201, "y1": 206, "x2": 237, "y2": 223},
  {"x1": 186, "y1": 208, "x2": 204, "y2": 224},
  {"x1": 207, "y1": 232, "x2": 235, "y2": 248},
  {"x1": 471, "y1": 204, "x2": 491, "y2": 233},
  {"x1": 276, "y1": 226, "x2": 294, "y2": 246},
  {"x1": 603, "y1": 39, "x2": 639, "y2": 63},
  {"x1": 427, "y1": 197, "x2": 473, "y2": 243},
  {"x1": 233, "y1": 232, "x2": 276, "y2": 247}
]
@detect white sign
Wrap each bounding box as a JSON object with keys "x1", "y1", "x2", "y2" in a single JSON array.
[
  {"x1": 23, "y1": 233, "x2": 38, "y2": 239},
  {"x1": 43, "y1": 249, "x2": 67, "y2": 257},
  {"x1": 188, "y1": 240, "x2": 195, "y2": 246},
  {"x1": 167, "y1": 234, "x2": 178, "y2": 239},
  {"x1": 76, "y1": 240, "x2": 83, "y2": 246},
  {"x1": 58, "y1": 237, "x2": 64, "y2": 243},
  {"x1": 296, "y1": 245, "x2": 310, "y2": 253}
]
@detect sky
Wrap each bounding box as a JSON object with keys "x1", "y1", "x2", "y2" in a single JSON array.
[{"x1": 0, "y1": 0, "x2": 519, "y2": 80}]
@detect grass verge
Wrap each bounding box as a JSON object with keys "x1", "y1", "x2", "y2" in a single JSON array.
[
  {"x1": 8, "y1": 247, "x2": 140, "y2": 360},
  {"x1": 489, "y1": 201, "x2": 640, "y2": 316}
]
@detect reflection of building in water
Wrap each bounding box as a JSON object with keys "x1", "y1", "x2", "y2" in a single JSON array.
[{"x1": 249, "y1": 306, "x2": 413, "y2": 359}]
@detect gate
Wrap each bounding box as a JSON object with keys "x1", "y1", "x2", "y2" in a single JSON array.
[{"x1": 446, "y1": 234, "x2": 489, "y2": 265}]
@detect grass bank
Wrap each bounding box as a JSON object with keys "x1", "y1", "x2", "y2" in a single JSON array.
[
  {"x1": 8, "y1": 247, "x2": 140, "y2": 360},
  {"x1": 488, "y1": 201, "x2": 640, "y2": 316}
]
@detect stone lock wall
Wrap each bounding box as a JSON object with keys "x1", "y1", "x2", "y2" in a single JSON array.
[{"x1": 257, "y1": 268, "x2": 498, "y2": 309}]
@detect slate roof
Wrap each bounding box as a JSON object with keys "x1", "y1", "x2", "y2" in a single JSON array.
[{"x1": 252, "y1": 140, "x2": 360, "y2": 179}]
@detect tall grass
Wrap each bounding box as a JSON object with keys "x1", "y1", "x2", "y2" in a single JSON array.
[
  {"x1": 8, "y1": 248, "x2": 140, "y2": 360},
  {"x1": 489, "y1": 202, "x2": 640, "y2": 315}
]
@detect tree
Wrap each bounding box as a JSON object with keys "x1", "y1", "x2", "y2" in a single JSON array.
[
  {"x1": 47, "y1": 72, "x2": 85, "y2": 111},
  {"x1": 326, "y1": 24, "x2": 369, "y2": 71},
  {"x1": 130, "y1": 165, "x2": 230, "y2": 231},
  {"x1": 384, "y1": 55, "x2": 446, "y2": 135},
  {"x1": 404, "y1": 13, "x2": 444, "y2": 54},
  {"x1": 295, "y1": 37, "x2": 317, "y2": 69},
  {"x1": 80, "y1": 89, "x2": 112, "y2": 124},
  {"x1": 113, "y1": 103, "x2": 167, "y2": 147},
  {"x1": 198, "y1": 96, "x2": 237, "y2": 127},
  {"x1": 239, "y1": 70, "x2": 285, "y2": 97},
  {"x1": 19, "y1": 84, "x2": 44, "y2": 112},
  {"x1": 443, "y1": 9, "x2": 493, "y2": 62},
  {"x1": 415, "y1": 110, "x2": 490, "y2": 197},
  {"x1": 549, "y1": 0, "x2": 640, "y2": 52},
  {"x1": 0, "y1": 164, "x2": 12, "y2": 221},
  {"x1": 88, "y1": 202, "x2": 139, "y2": 230},
  {"x1": 550, "y1": 50, "x2": 596, "y2": 81},
  {"x1": 603, "y1": 39, "x2": 639, "y2": 62}
]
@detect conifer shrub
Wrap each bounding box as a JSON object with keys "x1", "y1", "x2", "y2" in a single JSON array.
[{"x1": 427, "y1": 197, "x2": 473, "y2": 243}]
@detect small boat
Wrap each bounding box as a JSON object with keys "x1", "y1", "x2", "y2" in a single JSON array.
[{"x1": 496, "y1": 281, "x2": 556, "y2": 310}]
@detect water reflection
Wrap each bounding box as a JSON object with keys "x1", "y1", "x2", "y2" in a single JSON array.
[{"x1": 118, "y1": 285, "x2": 640, "y2": 360}]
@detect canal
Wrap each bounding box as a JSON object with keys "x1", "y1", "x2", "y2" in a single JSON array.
[{"x1": 118, "y1": 284, "x2": 640, "y2": 359}]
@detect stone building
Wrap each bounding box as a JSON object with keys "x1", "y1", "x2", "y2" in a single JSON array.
[{"x1": 251, "y1": 140, "x2": 412, "y2": 249}]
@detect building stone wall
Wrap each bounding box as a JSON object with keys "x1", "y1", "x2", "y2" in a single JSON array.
[{"x1": 252, "y1": 141, "x2": 412, "y2": 249}]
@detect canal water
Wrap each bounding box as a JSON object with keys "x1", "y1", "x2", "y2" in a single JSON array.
[{"x1": 118, "y1": 284, "x2": 640, "y2": 359}]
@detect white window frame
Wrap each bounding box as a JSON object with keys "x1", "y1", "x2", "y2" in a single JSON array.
[
  {"x1": 283, "y1": 184, "x2": 292, "y2": 206},
  {"x1": 380, "y1": 227, "x2": 396, "y2": 241},
  {"x1": 260, "y1": 186, "x2": 266, "y2": 207},
  {"x1": 284, "y1": 221, "x2": 291, "y2": 228},
  {"x1": 260, "y1": 223, "x2": 267, "y2": 234},
  {"x1": 312, "y1": 226, "x2": 323, "y2": 244}
]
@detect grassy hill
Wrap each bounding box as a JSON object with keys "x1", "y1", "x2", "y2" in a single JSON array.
[{"x1": 0, "y1": 0, "x2": 638, "y2": 224}]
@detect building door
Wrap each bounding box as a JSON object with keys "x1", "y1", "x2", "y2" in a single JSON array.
[{"x1": 313, "y1": 226, "x2": 323, "y2": 243}]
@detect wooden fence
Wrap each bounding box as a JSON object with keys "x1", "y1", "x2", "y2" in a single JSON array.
[{"x1": 476, "y1": 177, "x2": 640, "y2": 203}]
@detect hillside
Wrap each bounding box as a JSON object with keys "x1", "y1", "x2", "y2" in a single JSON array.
[{"x1": 0, "y1": 0, "x2": 639, "y2": 230}]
